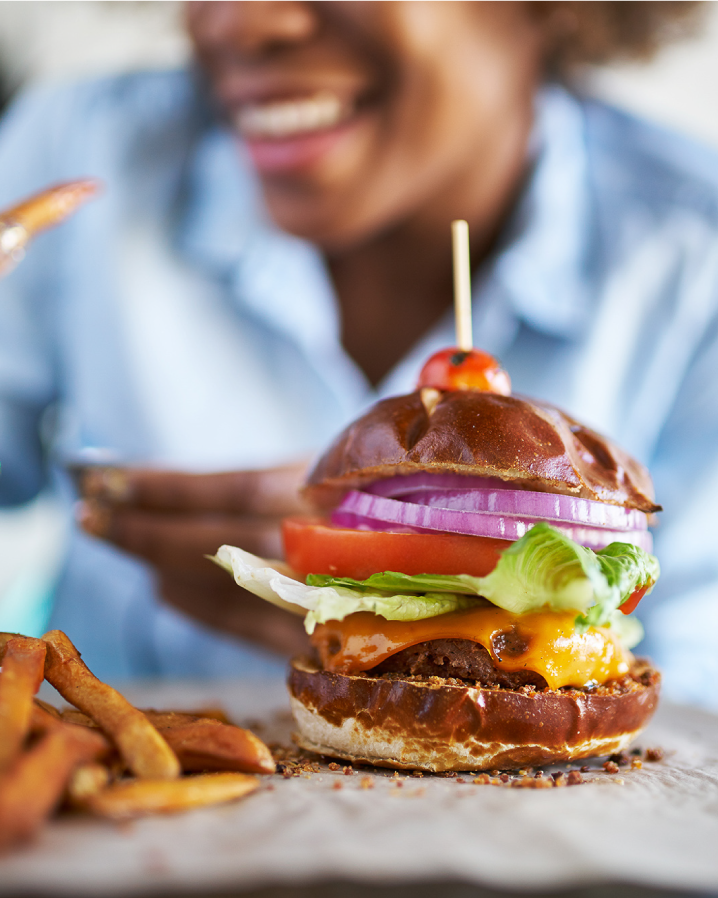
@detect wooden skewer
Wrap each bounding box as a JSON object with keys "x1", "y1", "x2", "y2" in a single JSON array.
[{"x1": 451, "y1": 220, "x2": 473, "y2": 351}]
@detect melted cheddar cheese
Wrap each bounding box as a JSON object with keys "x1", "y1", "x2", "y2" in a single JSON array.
[{"x1": 311, "y1": 607, "x2": 632, "y2": 690}]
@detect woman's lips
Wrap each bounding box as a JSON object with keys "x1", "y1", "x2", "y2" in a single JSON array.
[{"x1": 233, "y1": 91, "x2": 360, "y2": 175}]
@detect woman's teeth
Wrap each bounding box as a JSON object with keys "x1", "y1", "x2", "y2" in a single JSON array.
[{"x1": 236, "y1": 93, "x2": 348, "y2": 139}]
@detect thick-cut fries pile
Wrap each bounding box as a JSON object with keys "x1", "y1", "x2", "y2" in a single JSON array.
[{"x1": 0, "y1": 630, "x2": 275, "y2": 850}]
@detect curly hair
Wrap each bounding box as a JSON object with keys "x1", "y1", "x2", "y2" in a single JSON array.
[{"x1": 533, "y1": 1, "x2": 706, "y2": 75}]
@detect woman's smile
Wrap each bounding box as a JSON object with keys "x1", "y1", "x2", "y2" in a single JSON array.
[
  {"x1": 233, "y1": 91, "x2": 367, "y2": 174},
  {"x1": 235, "y1": 92, "x2": 349, "y2": 141},
  {"x1": 188, "y1": 1, "x2": 543, "y2": 249}
]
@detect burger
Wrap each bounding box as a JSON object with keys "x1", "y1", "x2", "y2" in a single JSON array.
[{"x1": 214, "y1": 348, "x2": 661, "y2": 772}]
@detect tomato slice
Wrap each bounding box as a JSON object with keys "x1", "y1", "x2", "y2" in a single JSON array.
[
  {"x1": 282, "y1": 516, "x2": 509, "y2": 579},
  {"x1": 620, "y1": 585, "x2": 649, "y2": 615}
]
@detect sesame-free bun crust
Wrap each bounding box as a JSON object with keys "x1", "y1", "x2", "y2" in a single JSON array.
[
  {"x1": 305, "y1": 391, "x2": 660, "y2": 513},
  {"x1": 288, "y1": 657, "x2": 660, "y2": 772}
]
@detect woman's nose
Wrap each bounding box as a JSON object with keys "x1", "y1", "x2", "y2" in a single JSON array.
[{"x1": 188, "y1": 1, "x2": 319, "y2": 58}]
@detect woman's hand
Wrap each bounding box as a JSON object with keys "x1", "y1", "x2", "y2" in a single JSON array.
[{"x1": 76, "y1": 462, "x2": 312, "y2": 656}]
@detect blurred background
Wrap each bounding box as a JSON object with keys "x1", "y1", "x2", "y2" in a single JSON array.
[{"x1": 0, "y1": 0, "x2": 717, "y2": 635}]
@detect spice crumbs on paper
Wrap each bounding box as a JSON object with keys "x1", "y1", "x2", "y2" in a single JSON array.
[
  {"x1": 474, "y1": 767, "x2": 586, "y2": 788},
  {"x1": 645, "y1": 747, "x2": 664, "y2": 762},
  {"x1": 268, "y1": 741, "x2": 654, "y2": 793}
]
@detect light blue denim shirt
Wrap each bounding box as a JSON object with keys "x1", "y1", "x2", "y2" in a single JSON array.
[{"x1": 0, "y1": 71, "x2": 716, "y2": 705}]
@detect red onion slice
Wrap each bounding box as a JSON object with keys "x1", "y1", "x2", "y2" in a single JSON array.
[
  {"x1": 397, "y1": 488, "x2": 646, "y2": 531},
  {"x1": 332, "y1": 491, "x2": 653, "y2": 553},
  {"x1": 367, "y1": 473, "x2": 512, "y2": 496},
  {"x1": 366, "y1": 475, "x2": 647, "y2": 531}
]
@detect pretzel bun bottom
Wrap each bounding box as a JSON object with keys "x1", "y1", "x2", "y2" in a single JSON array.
[{"x1": 288, "y1": 657, "x2": 660, "y2": 772}]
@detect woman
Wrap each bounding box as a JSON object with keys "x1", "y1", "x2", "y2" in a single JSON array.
[{"x1": 0, "y1": 3, "x2": 714, "y2": 704}]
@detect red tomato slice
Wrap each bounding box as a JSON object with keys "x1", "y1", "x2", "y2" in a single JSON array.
[
  {"x1": 620, "y1": 585, "x2": 649, "y2": 615},
  {"x1": 282, "y1": 516, "x2": 510, "y2": 580},
  {"x1": 283, "y1": 517, "x2": 649, "y2": 616}
]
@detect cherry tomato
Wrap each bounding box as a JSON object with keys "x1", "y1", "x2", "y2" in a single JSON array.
[
  {"x1": 282, "y1": 516, "x2": 509, "y2": 579},
  {"x1": 417, "y1": 347, "x2": 511, "y2": 394}
]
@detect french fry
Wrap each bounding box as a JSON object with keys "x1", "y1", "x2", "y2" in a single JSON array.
[
  {"x1": 80, "y1": 773, "x2": 259, "y2": 820},
  {"x1": 141, "y1": 710, "x2": 202, "y2": 729},
  {"x1": 66, "y1": 763, "x2": 111, "y2": 804},
  {"x1": 0, "y1": 181, "x2": 100, "y2": 277},
  {"x1": 0, "y1": 636, "x2": 46, "y2": 772},
  {"x1": 29, "y1": 703, "x2": 112, "y2": 748},
  {"x1": 52, "y1": 701, "x2": 274, "y2": 774},
  {"x1": 0, "y1": 720, "x2": 107, "y2": 850},
  {"x1": 0, "y1": 632, "x2": 16, "y2": 660},
  {"x1": 30, "y1": 702, "x2": 66, "y2": 734},
  {"x1": 1, "y1": 180, "x2": 99, "y2": 237},
  {"x1": 42, "y1": 630, "x2": 180, "y2": 780},
  {"x1": 142, "y1": 713, "x2": 275, "y2": 774},
  {"x1": 60, "y1": 707, "x2": 96, "y2": 727},
  {"x1": 143, "y1": 707, "x2": 232, "y2": 725},
  {"x1": 34, "y1": 698, "x2": 62, "y2": 719},
  {"x1": 181, "y1": 707, "x2": 232, "y2": 724}
]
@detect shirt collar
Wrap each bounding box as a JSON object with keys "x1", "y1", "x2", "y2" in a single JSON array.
[
  {"x1": 176, "y1": 118, "x2": 342, "y2": 356},
  {"x1": 483, "y1": 84, "x2": 594, "y2": 340}
]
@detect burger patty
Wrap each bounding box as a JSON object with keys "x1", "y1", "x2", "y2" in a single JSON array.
[{"x1": 370, "y1": 638, "x2": 548, "y2": 689}]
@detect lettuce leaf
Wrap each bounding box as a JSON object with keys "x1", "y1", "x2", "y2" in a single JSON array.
[
  {"x1": 212, "y1": 545, "x2": 476, "y2": 634},
  {"x1": 604, "y1": 609, "x2": 644, "y2": 650},
  {"x1": 214, "y1": 522, "x2": 658, "y2": 642},
  {"x1": 578, "y1": 541, "x2": 659, "y2": 629},
  {"x1": 308, "y1": 523, "x2": 659, "y2": 634}
]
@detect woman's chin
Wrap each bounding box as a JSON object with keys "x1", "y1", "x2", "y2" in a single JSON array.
[{"x1": 260, "y1": 193, "x2": 365, "y2": 251}]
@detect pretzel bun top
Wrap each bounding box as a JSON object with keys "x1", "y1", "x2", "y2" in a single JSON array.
[{"x1": 305, "y1": 390, "x2": 660, "y2": 513}]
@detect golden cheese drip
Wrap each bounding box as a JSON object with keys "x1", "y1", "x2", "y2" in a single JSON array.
[{"x1": 311, "y1": 607, "x2": 632, "y2": 690}]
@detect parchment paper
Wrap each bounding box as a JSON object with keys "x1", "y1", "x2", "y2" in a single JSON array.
[{"x1": 1, "y1": 679, "x2": 717, "y2": 896}]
